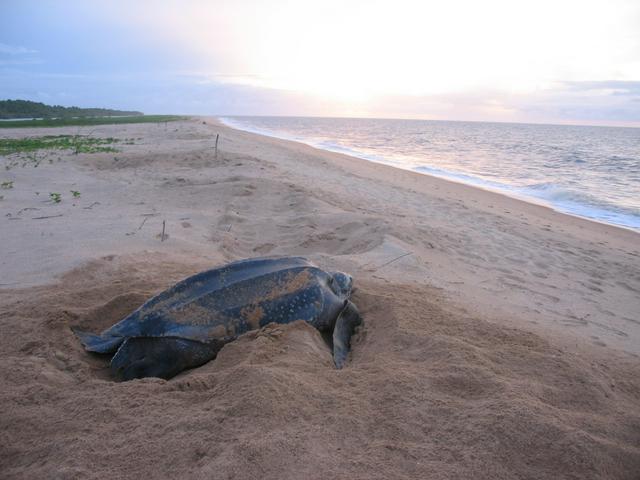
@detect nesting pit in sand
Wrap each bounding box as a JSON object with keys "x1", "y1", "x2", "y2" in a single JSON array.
[{"x1": 1, "y1": 253, "x2": 639, "y2": 479}]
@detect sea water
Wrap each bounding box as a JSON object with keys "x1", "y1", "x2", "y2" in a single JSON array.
[{"x1": 219, "y1": 116, "x2": 640, "y2": 231}]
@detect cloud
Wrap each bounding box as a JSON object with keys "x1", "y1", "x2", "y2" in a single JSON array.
[
  {"x1": 0, "y1": 43, "x2": 37, "y2": 55},
  {"x1": 2, "y1": 66, "x2": 638, "y2": 126},
  {"x1": 1, "y1": 1, "x2": 638, "y2": 126},
  {"x1": 506, "y1": 82, "x2": 640, "y2": 125},
  {"x1": 0, "y1": 68, "x2": 336, "y2": 116},
  {"x1": 350, "y1": 81, "x2": 640, "y2": 126},
  {"x1": 563, "y1": 80, "x2": 640, "y2": 97}
]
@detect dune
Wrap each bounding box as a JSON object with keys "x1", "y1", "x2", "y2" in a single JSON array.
[{"x1": 0, "y1": 118, "x2": 639, "y2": 479}]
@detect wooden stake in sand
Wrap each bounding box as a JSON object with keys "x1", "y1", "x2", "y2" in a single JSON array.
[
  {"x1": 215, "y1": 134, "x2": 220, "y2": 158},
  {"x1": 161, "y1": 220, "x2": 166, "y2": 241}
]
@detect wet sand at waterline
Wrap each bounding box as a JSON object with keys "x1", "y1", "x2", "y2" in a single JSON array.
[{"x1": 1, "y1": 118, "x2": 639, "y2": 479}]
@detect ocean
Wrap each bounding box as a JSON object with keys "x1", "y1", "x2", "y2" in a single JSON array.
[{"x1": 219, "y1": 116, "x2": 640, "y2": 231}]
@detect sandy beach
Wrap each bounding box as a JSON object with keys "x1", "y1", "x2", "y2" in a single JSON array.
[{"x1": 1, "y1": 118, "x2": 639, "y2": 479}]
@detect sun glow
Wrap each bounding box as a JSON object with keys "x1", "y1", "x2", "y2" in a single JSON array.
[{"x1": 99, "y1": 0, "x2": 639, "y2": 113}]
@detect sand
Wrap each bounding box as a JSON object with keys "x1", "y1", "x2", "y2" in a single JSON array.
[{"x1": 1, "y1": 118, "x2": 639, "y2": 479}]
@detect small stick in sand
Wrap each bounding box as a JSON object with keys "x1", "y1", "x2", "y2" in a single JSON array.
[
  {"x1": 161, "y1": 220, "x2": 166, "y2": 241},
  {"x1": 17, "y1": 207, "x2": 40, "y2": 215},
  {"x1": 32, "y1": 214, "x2": 64, "y2": 220},
  {"x1": 138, "y1": 216, "x2": 149, "y2": 230},
  {"x1": 368, "y1": 252, "x2": 412, "y2": 271},
  {"x1": 215, "y1": 134, "x2": 220, "y2": 158}
]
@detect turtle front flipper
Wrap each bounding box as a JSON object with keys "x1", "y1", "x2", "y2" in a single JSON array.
[
  {"x1": 111, "y1": 337, "x2": 227, "y2": 381},
  {"x1": 72, "y1": 327, "x2": 124, "y2": 354},
  {"x1": 332, "y1": 301, "x2": 362, "y2": 369}
]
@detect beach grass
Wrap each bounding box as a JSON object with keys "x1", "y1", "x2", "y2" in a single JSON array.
[
  {"x1": 0, "y1": 115, "x2": 185, "y2": 129},
  {"x1": 0, "y1": 135, "x2": 122, "y2": 155}
]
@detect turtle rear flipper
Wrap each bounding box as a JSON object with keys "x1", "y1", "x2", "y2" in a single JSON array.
[
  {"x1": 71, "y1": 327, "x2": 124, "y2": 354},
  {"x1": 332, "y1": 301, "x2": 362, "y2": 369},
  {"x1": 111, "y1": 337, "x2": 226, "y2": 381}
]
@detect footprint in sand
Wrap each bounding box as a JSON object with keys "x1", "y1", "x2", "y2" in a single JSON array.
[{"x1": 252, "y1": 243, "x2": 275, "y2": 254}]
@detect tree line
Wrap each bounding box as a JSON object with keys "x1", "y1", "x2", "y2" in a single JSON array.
[{"x1": 0, "y1": 99, "x2": 143, "y2": 119}]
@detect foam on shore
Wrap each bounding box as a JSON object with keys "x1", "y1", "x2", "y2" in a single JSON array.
[{"x1": 219, "y1": 116, "x2": 640, "y2": 231}]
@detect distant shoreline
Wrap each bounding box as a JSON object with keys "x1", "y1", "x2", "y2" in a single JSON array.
[
  {"x1": 218, "y1": 116, "x2": 640, "y2": 234},
  {"x1": 0, "y1": 99, "x2": 142, "y2": 120},
  {"x1": 0, "y1": 115, "x2": 185, "y2": 128}
]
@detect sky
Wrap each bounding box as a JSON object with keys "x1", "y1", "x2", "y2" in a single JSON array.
[{"x1": 1, "y1": 0, "x2": 639, "y2": 126}]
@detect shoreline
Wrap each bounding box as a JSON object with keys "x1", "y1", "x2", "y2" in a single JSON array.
[
  {"x1": 212, "y1": 117, "x2": 640, "y2": 354},
  {"x1": 218, "y1": 116, "x2": 640, "y2": 234},
  {"x1": 2, "y1": 117, "x2": 638, "y2": 350},
  {"x1": 1, "y1": 117, "x2": 639, "y2": 478},
  {"x1": 215, "y1": 117, "x2": 639, "y2": 243}
]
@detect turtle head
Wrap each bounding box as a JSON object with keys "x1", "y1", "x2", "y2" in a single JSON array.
[{"x1": 329, "y1": 271, "x2": 354, "y2": 298}]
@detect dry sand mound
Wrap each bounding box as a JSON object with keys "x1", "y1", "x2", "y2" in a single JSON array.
[{"x1": 1, "y1": 253, "x2": 639, "y2": 479}]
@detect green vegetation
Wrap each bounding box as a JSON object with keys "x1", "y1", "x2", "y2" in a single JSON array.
[
  {"x1": 1, "y1": 180, "x2": 13, "y2": 189},
  {"x1": 0, "y1": 135, "x2": 121, "y2": 155},
  {"x1": 71, "y1": 190, "x2": 81, "y2": 198},
  {"x1": 0, "y1": 115, "x2": 185, "y2": 128},
  {"x1": 0, "y1": 99, "x2": 142, "y2": 119},
  {"x1": 0, "y1": 135, "x2": 131, "y2": 171},
  {"x1": 49, "y1": 192, "x2": 61, "y2": 203},
  {"x1": 0, "y1": 100, "x2": 185, "y2": 128}
]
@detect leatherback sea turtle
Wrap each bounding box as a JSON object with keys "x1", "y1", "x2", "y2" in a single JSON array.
[{"x1": 73, "y1": 257, "x2": 362, "y2": 381}]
